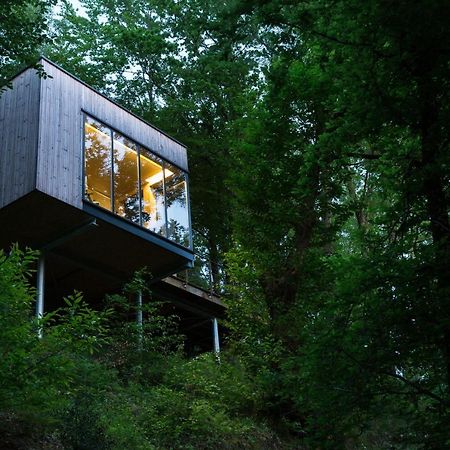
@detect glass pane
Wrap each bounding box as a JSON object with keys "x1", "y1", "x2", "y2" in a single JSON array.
[
  {"x1": 165, "y1": 164, "x2": 190, "y2": 246},
  {"x1": 84, "y1": 117, "x2": 112, "y2": 211},
  {"x1": 139, "y1": 148, "x2": 166, "y2": 235},
  {"x1": 113, "y1": 132, "x2": 139, "y2": 224}
]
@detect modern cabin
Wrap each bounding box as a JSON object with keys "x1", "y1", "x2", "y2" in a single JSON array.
[{"x1": 0, "y1": 58, "x2": 224, "y2": 351}]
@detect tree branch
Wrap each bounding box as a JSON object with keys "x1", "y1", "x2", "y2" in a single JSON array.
[{"x1": 347, "y1": 152, "x2": 380, "y2": 160}]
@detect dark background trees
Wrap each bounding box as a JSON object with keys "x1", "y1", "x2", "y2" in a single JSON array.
[{"x1": 225, "y1": 0, "x2": 450, "y2": 446}]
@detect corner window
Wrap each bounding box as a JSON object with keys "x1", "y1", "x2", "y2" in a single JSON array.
[
  {"x1": 83, "y1": 114, "x2": 191, "y2": 248},
  {"x1": 165, "y1": 164, "x2": 190, "y2": 247},
  {"x1": 140, "y1": 148, "x2": 166, "y2": 236}
]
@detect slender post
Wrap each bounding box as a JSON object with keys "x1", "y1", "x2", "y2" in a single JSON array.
[
  {"x1": 36, "y1": 254, "x2": 45, "y2": 338},
  {"x1": 136, "y1": 290, "x2": 143, "y2": 350},
  {"x1": 212, "y1": 318, "x2": 220, "y2": 354}
]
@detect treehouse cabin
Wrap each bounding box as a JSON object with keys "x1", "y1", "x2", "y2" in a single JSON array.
[{"x1": 0, "y1": 58, "x2": 224, "y2": 351}]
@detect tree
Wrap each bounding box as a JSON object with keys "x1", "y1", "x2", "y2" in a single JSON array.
[
  {"x1": 225, "y1": 0, "x2": 450, "y2": 446},
  {"x1": 43, "y1": 1, "x2": 450, "y2": 446},
  {"x1": 0, "y1": 0, "x2": 56, "y2": 89}
]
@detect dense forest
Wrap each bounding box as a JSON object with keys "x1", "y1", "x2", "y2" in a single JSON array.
[{"x1": 1, "y1": 0, "x2": 449, "y2": 448}]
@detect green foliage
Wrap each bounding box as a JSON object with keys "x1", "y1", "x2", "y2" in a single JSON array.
[
  {"x1": 0, "y1": 247, "x2": 110, "y2": 420},
  {"x1": 0, "y1": 248, "x2": 278, "y2": 449},
  {"x1": 0, "y1": 0, "x2": 56, "y2": 89},
  {"x1": 223, "y1": 1, "x2": 450, "y2": 447},
  {"x1": 116, "y1": 352, "x2": 277, "y2": 449}
]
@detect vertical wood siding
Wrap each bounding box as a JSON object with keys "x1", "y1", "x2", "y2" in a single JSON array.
[
  {"x1": 0, "y1": 68, "x2": 40, "y2": 209},
  {"x1": 37, "y1": 59, "x2": 188, "y2": 209}
]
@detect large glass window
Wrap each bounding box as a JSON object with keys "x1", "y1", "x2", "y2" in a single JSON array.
[
  {"x1": 139, "y1": 148, "x2": 166, "y2": 236},
  {"x1": 113, "y1": 132, "x2": 139, "y2": 224},
  {"x1": 165, "y1": 164, "x2": 190, "y2": 247},
  {"x1": 84, "y1": 117, "x2": 112, "y2": 210},
  {"x1": 83, "y1": 115, "x2": 191, "y2": 248}
]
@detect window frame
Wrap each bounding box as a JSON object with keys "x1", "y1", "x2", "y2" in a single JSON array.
[{"x1": 82, "y1": 111, "x2": 192, "y2": 249}]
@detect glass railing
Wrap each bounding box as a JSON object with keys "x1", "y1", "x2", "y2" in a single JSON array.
[{"x1": 174, "y1": 255, "x2": 226, "y2": 296}]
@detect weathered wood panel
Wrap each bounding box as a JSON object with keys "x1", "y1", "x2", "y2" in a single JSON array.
[
  {"x1": 0, "y1": 68, "x2": 40, "y2": 209},
  {"x1": 37, "y1": 58, "x2": 188, "y2": 209}
]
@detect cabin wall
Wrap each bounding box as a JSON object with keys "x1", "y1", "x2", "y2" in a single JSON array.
[
  {"x1": 37, "y1": 59, "x2": 188, "y2": 209},
  {"x1": 36, "y1": 61, "x2": 84, "y2": 208},
  {"x1": 0, "y1": 68, "x2": 40, "y2": 209}
]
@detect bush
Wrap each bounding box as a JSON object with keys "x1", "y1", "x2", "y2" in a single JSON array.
[{"x1": 0, "y1": 247, "x2": 281, "y2": 449}]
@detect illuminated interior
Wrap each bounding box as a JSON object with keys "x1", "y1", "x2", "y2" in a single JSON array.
[
  {"x1": 139, "y1": 148, "x2": 172, "y2": 235},
  {"x1": 113, "y1": 133, "x2": 139, "y2": 224},
  {"x1": 84, "y1": 120, "x2": 112, "y2": 210},
  {"x1": 84, "y1": 115, "x2": 191, "y2": 247}
]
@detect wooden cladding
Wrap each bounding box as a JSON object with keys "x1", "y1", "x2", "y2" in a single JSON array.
[
  {"x1": 0, "y1": 67, "x2": 40, "y2": 209},
  {"x1": 36, "y1": 58, "x2": 188, "y2": 210}
]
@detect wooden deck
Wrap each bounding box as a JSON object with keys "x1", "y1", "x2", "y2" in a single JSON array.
[{"x1": 152, "y1": 275, "x2": 225, "y2": 319}]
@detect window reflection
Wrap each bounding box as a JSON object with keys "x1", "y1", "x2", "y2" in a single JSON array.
[
  {"x1": 139, "y1": 149, "x2": 167, "y2": 236},
  {"x1": 165, "y1": 164, "x2": 190, "y2": 247},
  {"x1": 84, "y1": 118, "x2": 112, "y2": 210},
  {"x1": 83, "y1": 115, "x2": 191, "y2": 248},
  {"x1": 113, "y1": 133, "x2": 139, "y2": 224}
]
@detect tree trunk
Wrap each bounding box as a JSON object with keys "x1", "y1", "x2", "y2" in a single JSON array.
[
  {"x1": 207, "y1": 235, "x2": 221, "y2": 291},
  {"x1": 419, "y1": 88, "x2": 450, "y2": 386}
]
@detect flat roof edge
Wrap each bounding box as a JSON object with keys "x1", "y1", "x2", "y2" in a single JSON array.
[
  {"x1": 38, "y1": 56, "x2": 187, "y2": 149},
  {"x1": 1, "y1": 56, "x2": 187, "y2": 150}
]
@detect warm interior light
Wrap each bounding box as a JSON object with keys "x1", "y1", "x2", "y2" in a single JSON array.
[
  {"x1": 146, "y1": 168, "x2": 173, "y2": 186},
  {"x1": 86, "y1": 122, "x2": 110, "y2": 139},
  {"x1": 86, "y1": 123, "x2": 171, "y2": 183},
  {"x1": 86, "y1": 120, "x2": 185, "y2": 234}
]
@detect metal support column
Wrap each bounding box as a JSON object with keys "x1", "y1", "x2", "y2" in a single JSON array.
[
  {"x1": 36, "y1": 254, "x2": 45, "y2": 338},
  {"x1": 136, "y1": 290, "x2": 143, "y2": 350},
  {"x1": 212, "y1": 317, "x2": 220, "y2": 354}
]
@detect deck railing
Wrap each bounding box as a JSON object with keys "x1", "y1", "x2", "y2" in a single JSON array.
[
  {"x1": 174, "y1": 231, "x2": 226, "y2": 296},
  {"x1": 174, "y1": 255, "x2": 226, "y2": 296}
]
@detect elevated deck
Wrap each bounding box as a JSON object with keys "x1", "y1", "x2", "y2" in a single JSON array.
[
  {"x1": 155, "y1": 276, "x2": 225, "y2": 318},
  {"x1": 154, "y1": 277, "x2": 225, "y2": 353}
]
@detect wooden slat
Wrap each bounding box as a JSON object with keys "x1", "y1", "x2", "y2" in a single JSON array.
[{"x1": 0, "y1": 68, "x2": 40, "y2": 208}]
